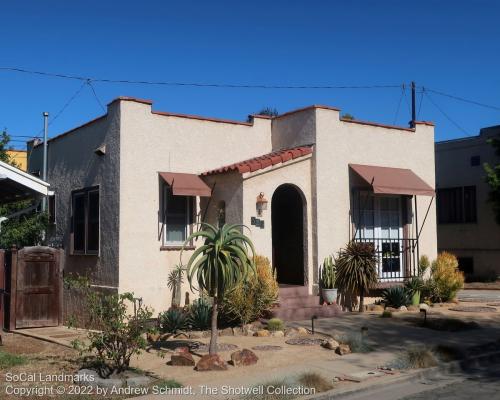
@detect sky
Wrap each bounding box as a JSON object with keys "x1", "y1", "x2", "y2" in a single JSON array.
[{"x1": 1, "y1": 0, "x2": 500, "y2": 147}]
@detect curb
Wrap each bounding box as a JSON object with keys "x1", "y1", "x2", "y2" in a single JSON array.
[{"x1": 308, "y1": 349, "x2": 500, "y2": 399}]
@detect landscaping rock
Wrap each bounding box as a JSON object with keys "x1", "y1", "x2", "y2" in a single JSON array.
[
  {"x1": 385, "y1": 307, "x2": 398, "y2": 312},
  {"x1": 336, "y1": 344, "x2": 351, "y2": 355},
  {"x1": 271, "y1": 330, "x2": 284, "y2": 337},
  {"x1": 254, "y1": 330, "x2": 271, "y2": 337},
  {"x1": 407, "y1": 305, "x2": 419, "y2": 312},
  {"x1": 230, "y1": 349, "x2": 259, "y2": 366},
  {"x1": 170, "y1": 351, "x2": 195, "y2": 367},
  {"x1": 367, "y1": 304, "x2": 384, "y2": 312},
  {"x1": 147, "y1": 333, "x2": 160, "y2": 343},
  {"x1": 126, "y1": 376, "x2": 152, "y2": 387},
  {"x1": 160, "y1": 333, "x2": 172, "y2": 341},
  {"x1": 398, "y1": 306, "x2": 408, "y2": 311},
  {"x1": 297, "y1": 327, "x2": 309, "y2": 335},
  {"x1": 232, "y1": 327, "x2": 244, "y2": 336},
  {"x1": 174, "y1": 332, "x2": 189, "y2": 339},
  {"x1": 243, "y1": 324, "x2": 255, "y2": 336},
  {"x1": 419, "y1": 303, "x2": 430, "y2": 311},
  {"x1": 322, "y1": 339, "x2": 340, "y2": 350},
  {"x1": 196, "y1": 354, "x2": 228, "y2": 371},
  {"x1": 284, "y1": 328, "x2": 299, "y2": 337}
]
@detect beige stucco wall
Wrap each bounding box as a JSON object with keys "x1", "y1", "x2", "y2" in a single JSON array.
[
  {"x1": 118, "y1": 100, "x2": 272, "y2": 313},
  {"x1": 313, "y1": 109, "x2": 437, "y2": 267},
  {"x1": 436, "y1": 128, "x2": 500, "y2": 277}
]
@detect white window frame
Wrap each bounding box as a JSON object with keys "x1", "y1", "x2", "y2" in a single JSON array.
[{"x1": 163, "y1": 185, "x2": 191, "y2": 247}]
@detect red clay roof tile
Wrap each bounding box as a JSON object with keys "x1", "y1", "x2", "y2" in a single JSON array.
[{"x1": 202, "y1": 145, "x2": 313, "y2": 176}]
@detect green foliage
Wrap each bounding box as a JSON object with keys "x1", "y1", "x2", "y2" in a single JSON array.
[
  {"x1": 183, "y1": 223, "x2": 255, "y2": 354},
  {"x1": 222, "y1": 255, "x2": 278, "y2": 325},
  {"x1": 0, "y1": 129, "x2": 16, "y2": 165},
  {"x1": 0, "y1": 200, "x2": 48, "y2": 249},
  {"x1": 187, "y1": 297, "x2": 212, "y2": 331},
  {"x1": 334, "y1": 332, "x2": 373, "y2": 353},
  {"x1": 382, "y1": 286, "x2": 411, "y2": 308},
  {"x1": 335, "y1": 241, "x2": 378, "y2": 312},
  {"x1": 256, "y1": 107, "x2": 279, "y2": 117},
  {"x1": 70, "y1": 291, "x2": 154, "y2": 376},
  {"x1": 430, "y1": 252, "x2": 464, "y2": 302},
  {"x1": 381, "y1": 310, "x2": 393, "y2": 318},
  {"x1": 419, "y1": 255, "x2": 430, "y2": 276},
  {"x1": 341, "y1": 113, "x2": 355, "y2": 120},
  {"x1": 484, "y1": 134, "x2": 500, "y2": 224},
  {"x1": 0, "y1": 351, "x2": 27, "y2": 369},
  {"x1": 320, "y1": 255, "x2": 336, "y2": 289},
  {"x1": 405, "y1": 276, "x2": 424, "y2": 294},
  {"x1": 167, "y1": 264, "x2": 185, "y2": 307},
  {"x1": 158, "y1": 308, "x2": 188, "y2": 334},
  {"x1": 389, "y1": 346, "x2": 438, "y2": 370},
  {"x1": 266, "y1": 318, "x2": 285, "y2": 332}
]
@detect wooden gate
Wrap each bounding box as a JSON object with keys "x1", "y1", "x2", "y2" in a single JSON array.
[{"x1": 8, "y1": 247, "x2": 63, "y2": 329}]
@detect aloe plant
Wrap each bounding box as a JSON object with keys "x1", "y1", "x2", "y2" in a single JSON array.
[
  {"x1": 320, "y1": 255, "x2": 336, "y2": 289},
  {"x1": 183, "y1": 223, "x2": 255, "y2": 355}
]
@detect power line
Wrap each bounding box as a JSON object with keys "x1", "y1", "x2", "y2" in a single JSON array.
[
  {"x1": 425, "y1": 87, "x2": 500, "y2": 112},
  {"x1": 392, "y1": 85, "x2": 405, "y2": 125},
  {"x1": 86, "y1": 80, "x2": 106, "y2": 113},
  {"x1": 0, "y1": 66, "x2": 401, "y2": 90},
  {"x1": 424, "y1": 91, "x2": 470, "y2": 136}
]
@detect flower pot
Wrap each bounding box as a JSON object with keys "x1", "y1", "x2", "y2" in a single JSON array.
[
  {"x1": 321, "y1": 288, "x2": 338, "y2": 304},
  {"x1": 411, "y1": 291, "x2": 421, "y2": 306}
]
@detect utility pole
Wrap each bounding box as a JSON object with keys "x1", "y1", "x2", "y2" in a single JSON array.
[
  {"x1": 410, "y1": 81, "x2": 416, "y2": 128},
  {"x1": 42, "y1": 112, "x2": 49, "y2": 212}
]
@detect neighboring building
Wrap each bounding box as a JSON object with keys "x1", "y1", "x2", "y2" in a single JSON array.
[
  {"x1": 28, "y1": 97, "x2": 437, "y2": 316},
  {"x1": 435, "y1": 126, "x2": 500, "y2": 279},
  {"x1": 7, "y1": 150, "x2": 27, "y2": 171}
]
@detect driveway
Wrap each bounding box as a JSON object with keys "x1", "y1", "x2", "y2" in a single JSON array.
[{"x1": 458, "y1": 289, "x2": 500, "y2": 302}]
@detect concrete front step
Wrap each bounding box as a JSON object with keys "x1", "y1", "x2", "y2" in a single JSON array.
[
  {"x1": 270, "y1": 304, "x2": 342, "y2": 320},
  {"x1": 278, "y1": 295, "x2": 322, "y2": 307},
  {"x1": 278, "y1": 285, "x2": 309, "y2": 298}
]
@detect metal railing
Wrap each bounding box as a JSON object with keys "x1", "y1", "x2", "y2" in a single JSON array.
[{"x1": 354, "y1": 237, "x2": 418, "y2": 281}]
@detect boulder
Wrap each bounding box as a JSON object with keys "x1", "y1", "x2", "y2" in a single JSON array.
[
  {"x1": 189, "y1": 331, "x2": 204, "y2": 339},
  {"x1": 230, "y1": 349, "x2": 259, "y2": 366},
  {"x1": 398, "y1": 306, "x2": 408, "y2": 312},
  {"x1": 367, "y1": 304, "x2": 384, "y2": 312},
  {"x1": 284, "y1": 328, "x2": 299, "y2": 337},
  {"x1": 419, "y1": 303, "x2": 430, "y2": 311},
  {"x1": 219, "y1": 327, "x2": 234, "y2": 336},
  {"x1": 196, "y1": 354, "x2": 228, "y2": 371},
  {"x1": 254, "y1": 329, "x2": 271, "y2": 337},
  {"x1": 170, "y1": 351, "x2": 195, "y2": 367},
  {"x1": 232, "y1": 327, "x2": 244, "y2": 336},
  {"x1": 147, "y1": 333, "x2": 160, "y2": 343},
  {"x1": 270, "y1": 330, "x2": 284, "y2": 337},
  {"x1": 297, "y1": 327, "x2": 309, "y2": 335},
  {"x1": 336, "y1": 344, "x2": 351, "y2": 355},
  {"x1": 385, "y1": 307, "x2": 398, "y2": 312},
  {"x1": 407, "y1": 305, "x2": 419, "y2": 312},
  {"x1": 322, "y1": 339, "x2": 340, "y2": 351},
  {"x1": 126, "y1": 376, "x2": 152, "y2": 387}
]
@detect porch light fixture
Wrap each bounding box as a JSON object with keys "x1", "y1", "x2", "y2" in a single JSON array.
[{"x1": 256, "y1": 192, "x2": 268, "y2": 216}]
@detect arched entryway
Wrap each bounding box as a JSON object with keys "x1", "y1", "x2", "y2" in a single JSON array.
[{"x1": 271, "y1": 184, "x2": 306, "y2": 285}]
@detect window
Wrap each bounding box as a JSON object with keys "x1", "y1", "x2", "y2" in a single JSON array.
[
  {"x1": 470, "y1": 155, "x2": 480, "y2": 166},
  {"x1": 437, "y1": 186, "x2": 476, "y2": 224},
  {"x1": 163, "y1": 186, "x2": 192, "y2": 246},
  {"x1": 72, "y1": 187, "x2": 99, "y2": 254},
  {"x1": 48, "y1": 194, "x2": 56, "y2": 225}
]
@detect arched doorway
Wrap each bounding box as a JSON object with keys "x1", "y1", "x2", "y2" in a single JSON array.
[{"x1": 272, "y1": 184, "x2": 306, "y2": 285}]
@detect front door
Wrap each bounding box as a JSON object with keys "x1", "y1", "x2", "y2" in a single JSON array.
[{"x1": 354, "y1": 193, "x2": 404, "y2": 280}]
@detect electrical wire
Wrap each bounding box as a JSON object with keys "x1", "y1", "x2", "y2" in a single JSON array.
[
  {"x1": 425, "y1": 87, "x2": 500, "y2": 112},
  {"x1": 86, "y1": 80, "x2": 106, "y2": 113},
  {"x1": 392, "y1": 85, "x2": 405, "y2": 125},
  {"x1": 424, "y1": 91, "x2": 470, "y2": 136}
]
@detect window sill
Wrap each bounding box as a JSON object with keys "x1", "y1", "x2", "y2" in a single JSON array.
[{"x1": 160, "y1": 245, "x2": 195, "y2": 251}]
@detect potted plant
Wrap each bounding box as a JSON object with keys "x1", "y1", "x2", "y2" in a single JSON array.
[
  {"x1": 405, "y1": 276, "x2": 424, "y2": 306},
  {"x1": 320, "y1": 255, "x2": 337, "y2": 304}
]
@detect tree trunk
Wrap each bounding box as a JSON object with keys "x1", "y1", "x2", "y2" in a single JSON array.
[
  {"x1": 209, "y1": 296, "x2": 219, "y2": 355},
  {"x1": 359, "y1": 288, "x2": 365, "y2": 312}
]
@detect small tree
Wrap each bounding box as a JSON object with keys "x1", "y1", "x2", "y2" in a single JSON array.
[
  {"x1": 341, "y1": 113, "x2": 355, "y2": 120},
  {"x1": 183, "y1": 223, "x2": 255, "y2": 354},
  {"x1": 167, "y1": 264, "x2": 185, "y2": 307},
  {"x1": 335, "y1": 241, "x2": 378, "y2": 312},
  {"x1": 484, "y1": 133, "x2": 500, "y2": 224}
]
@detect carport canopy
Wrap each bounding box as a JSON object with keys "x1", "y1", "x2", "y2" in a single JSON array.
[
  {"x1": 349, "y1": 163, "x2": 434, "y2": 196},
  {"x1": 0, "y1": 160, "x2": 50, "y2": 205}
]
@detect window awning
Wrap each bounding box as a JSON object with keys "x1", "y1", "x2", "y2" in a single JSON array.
[
  {"x1": 349, "y1": 164, "x2": 434, "y2": 196},
  {"x1": 159, "y1": 172, "x2": 212, "y2": 197}
]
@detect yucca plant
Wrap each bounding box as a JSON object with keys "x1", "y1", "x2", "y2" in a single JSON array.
[
  {"x1": 382, "y1": 286, "x2": 412, "y2": 308},
  {"x1": 335, "y1": 241, "x2": 378, "y2": 312},
  {"x1": 182, "y1": 223, "x2": 255, "y2": 355}
]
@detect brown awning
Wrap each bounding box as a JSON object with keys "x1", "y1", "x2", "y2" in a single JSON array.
[
  {"x1": 349, "y1": 164, "x2": 434, "y2": 196},
  {"x1": 159, "y1": 172, "x2": 212, "y2": 197}
]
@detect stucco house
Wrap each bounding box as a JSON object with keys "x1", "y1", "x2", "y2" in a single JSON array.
[
  {"x1": 435, "y1": 125, "x2": 500, "y2": 279},
  {"x1": 28, "y1": 97, "x2": 437, "y2": 317}
]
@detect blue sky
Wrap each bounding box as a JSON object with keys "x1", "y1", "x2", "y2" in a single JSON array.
[{"x1": 1, "y1": 0, "x2": 499, "y2": 146}]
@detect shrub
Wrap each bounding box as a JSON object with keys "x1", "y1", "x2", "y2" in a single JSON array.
[
  {"x1": 187, "y1": 297, "x2": 212, "y2": 331},
  {"x1": 267, "y1": 318, "x2": 285, "y2": 332},
  {"x1": 72, "y1": 291, "x2": 154, "y2": 377},
  {"x1": 389, "y1": 346, "x2": 438, "y2": 369},
  {"x1": 158, "y1": 307, "x2": 188, "y2": 334},
  {"x1": 0, "y1": 351, "x2": 27, "y2": 368},
  {"x1": 222, "y1": 255, "x2": 279, "y2": 325},
  {"x1": 431, "y1": 252, "x2": 464, "y2": 302},
  {"x1": 381, "y1": 310, "x2": 392, "y2": 318},
  {"x1": 297, "y1": 372, "x2": 334, "y2": 392},
  {"x1": 419, "y1": 255, "x2": 431, "y2": 276},
  {"x1": 382, "y1": 286, "x2": 411, "y2": 308},
  {"x1": 334, "y1": 332, "x2": 372, "y2": 353},
  {"x1": 405, "y1": 276, "x2": 424, "y2": 295}
]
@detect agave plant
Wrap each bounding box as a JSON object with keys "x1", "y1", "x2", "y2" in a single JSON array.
[
  {"x1": 335, "y1": 241, "x2": 378, "y2": 312},
  {"x1": 182, "y1": 223, "x2": 255, "y2": 355},
  {"x1": 382, "y1": 286, "x2": 412, "y2": 308},
  {"x1": 188, "y1": 297, "x2": 212, "y2": 331},
  {"x1": 158, "y1": 307, "x2": 188, "y2": 334}
]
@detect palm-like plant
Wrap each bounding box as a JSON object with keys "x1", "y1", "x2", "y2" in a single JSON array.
[
  {"x1": 335, "y1": 241, "x2": 378, "y2": 312},
  {"x1": 182, "y1": 223, "x2": 255, "y2": 354},
  {"x1": 167, "y1": 264, "x2": 185, "y2": 307}
]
